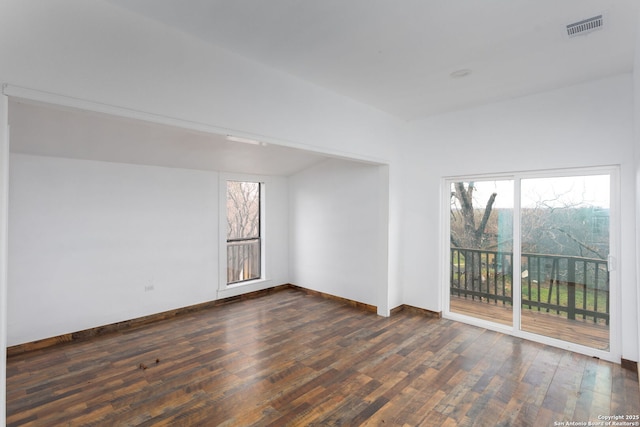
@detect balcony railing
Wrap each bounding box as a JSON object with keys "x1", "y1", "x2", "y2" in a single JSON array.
[
  {"x1": 450, "y1": 247, "x2": 609, "y2": 325},
  {"x1": 227, "y1": 239, "x2": 260, "y2": 284}
]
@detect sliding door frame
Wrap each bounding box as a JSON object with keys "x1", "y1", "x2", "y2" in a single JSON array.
[{"x1": 441, "y1": 166, "x2": 620, "y2": 363}]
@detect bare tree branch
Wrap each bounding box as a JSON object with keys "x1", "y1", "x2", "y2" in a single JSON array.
[
  {"x1": 475, "y1": 192, "x2": 497, "y2": 244},
  {"x1": 551, "y1": 226, "x2": 606, "y2": 260}
]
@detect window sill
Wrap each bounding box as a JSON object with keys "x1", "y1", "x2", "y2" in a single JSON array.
[
  {"x1": 217, "y1": 278, "x2": 273, "y2": 299},
  {"x1": 227, "y1": 277, "x2": 269, "y2": 288}
]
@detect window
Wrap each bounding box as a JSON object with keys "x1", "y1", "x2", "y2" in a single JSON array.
[{"x1": 226, "y1": 181, "x2": 261, "y2": 284}]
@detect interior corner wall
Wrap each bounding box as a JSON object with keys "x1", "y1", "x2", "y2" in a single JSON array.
[
  {"x1": 288, "y1": 158, "x2": 388, "y2": 307},
  {"x1": 403, "y1": 74, "x2": 638, "y2": 360}
]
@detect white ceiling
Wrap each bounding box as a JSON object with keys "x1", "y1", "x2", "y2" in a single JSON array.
[
  {"x1": 10, "y1": 2, "x2": 638, "y2": 174},
  {"x1": 9, "y1": 100, "x2": 329, "y2": 175},
  {"x1": 106, "y1": 0, "x2": 639, "y2": 120}
]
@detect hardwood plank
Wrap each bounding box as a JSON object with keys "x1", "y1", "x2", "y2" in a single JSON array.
[{"x1": 6, "y1": 287, "x2": 639, "y2": 426}]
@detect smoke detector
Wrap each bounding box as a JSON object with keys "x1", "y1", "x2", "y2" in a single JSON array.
[{"x1": 566, "y1": 15, "x2": 604, "y2": 38}]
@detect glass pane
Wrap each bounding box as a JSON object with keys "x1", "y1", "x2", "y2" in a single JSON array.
[
  {"x1": 227, "y1": 239, "x2": 260, "y2": 283},
  {"x1": 227, "y1": 181, "x2": 260, "y2": 240},
  {"x1": 450, "y1": 180, "x2": 514, "y2": 326},
  {"x1": 520, "y1": 175, "x2": 610, "y2": 350}
]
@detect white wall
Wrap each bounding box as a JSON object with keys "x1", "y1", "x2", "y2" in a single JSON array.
[
  {"x1": 289, "y1": 159, "x2": 388, "y2": 308},
  {"x1": 0, "y1": 95, "x2": 8, "y2": 425},
  {"x1": 8, "y1": 154, "x2": 289, "y2": 345},
  {"x1": 404, "y1": 74, "x2": 637, "y2": 360},
  {"x1": 634, "y1": 9, "x2": 640, "y2": 365},
  {"x1": 8, "y1": 154, "x2": 217, "y2": 344}
]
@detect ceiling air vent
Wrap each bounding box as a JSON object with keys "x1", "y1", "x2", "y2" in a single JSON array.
[{"x1": 566, "y1": 15, "x2": 603, "y2": 38}]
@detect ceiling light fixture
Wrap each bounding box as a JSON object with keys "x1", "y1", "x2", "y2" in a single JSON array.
[
  {"x1": 226, "y1": 135, "x2": 263, "y2": 145},
  {"x1": 450, "y1": 69, "x2": 472, "y2": 79}
]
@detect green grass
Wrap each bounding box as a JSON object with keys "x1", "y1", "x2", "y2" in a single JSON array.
[{"x1": 521, "y1": 283, "x2": 608, "y2": 314}]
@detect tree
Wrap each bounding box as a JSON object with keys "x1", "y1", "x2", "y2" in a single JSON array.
[
  {"x1": 450, "y1": 181, "x2": 501, "y2": 288},
  {"x1": 227, "y1": 181, "x2": 260, "y2": 240},
  {"x1": 450, "y1": 182, "x2": 498, "y2": 249},
  {"x1": 521, "y1": 202, "x2": 608, "y2": 260}
]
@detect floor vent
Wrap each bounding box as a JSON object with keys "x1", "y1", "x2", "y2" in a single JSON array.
[{"x1": 566, "y1": 15, "x2": 603, "y2": 38}]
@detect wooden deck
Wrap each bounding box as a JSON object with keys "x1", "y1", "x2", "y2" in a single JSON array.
[
  {"x1": 450, "y1": 296, "x2": 610, "y2": 350},
  {"x1": 7, "y1": 288, "x2": 637, "y2": 426}
]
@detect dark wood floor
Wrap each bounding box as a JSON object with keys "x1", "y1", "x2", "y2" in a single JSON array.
[{"x1": 6, "y1": 288, "x2": 640, "y2": 426}]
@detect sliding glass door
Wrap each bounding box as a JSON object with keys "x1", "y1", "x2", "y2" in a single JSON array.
[
  {"x1": 520, "y1": 175, "x2": 610, "y2": 350},
  {"x1": 446, "y1": 169, "x2": 615, "y2": 357},
  {"x1": 449, "y1": 179, "x2": 514, "y2": 326}
]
